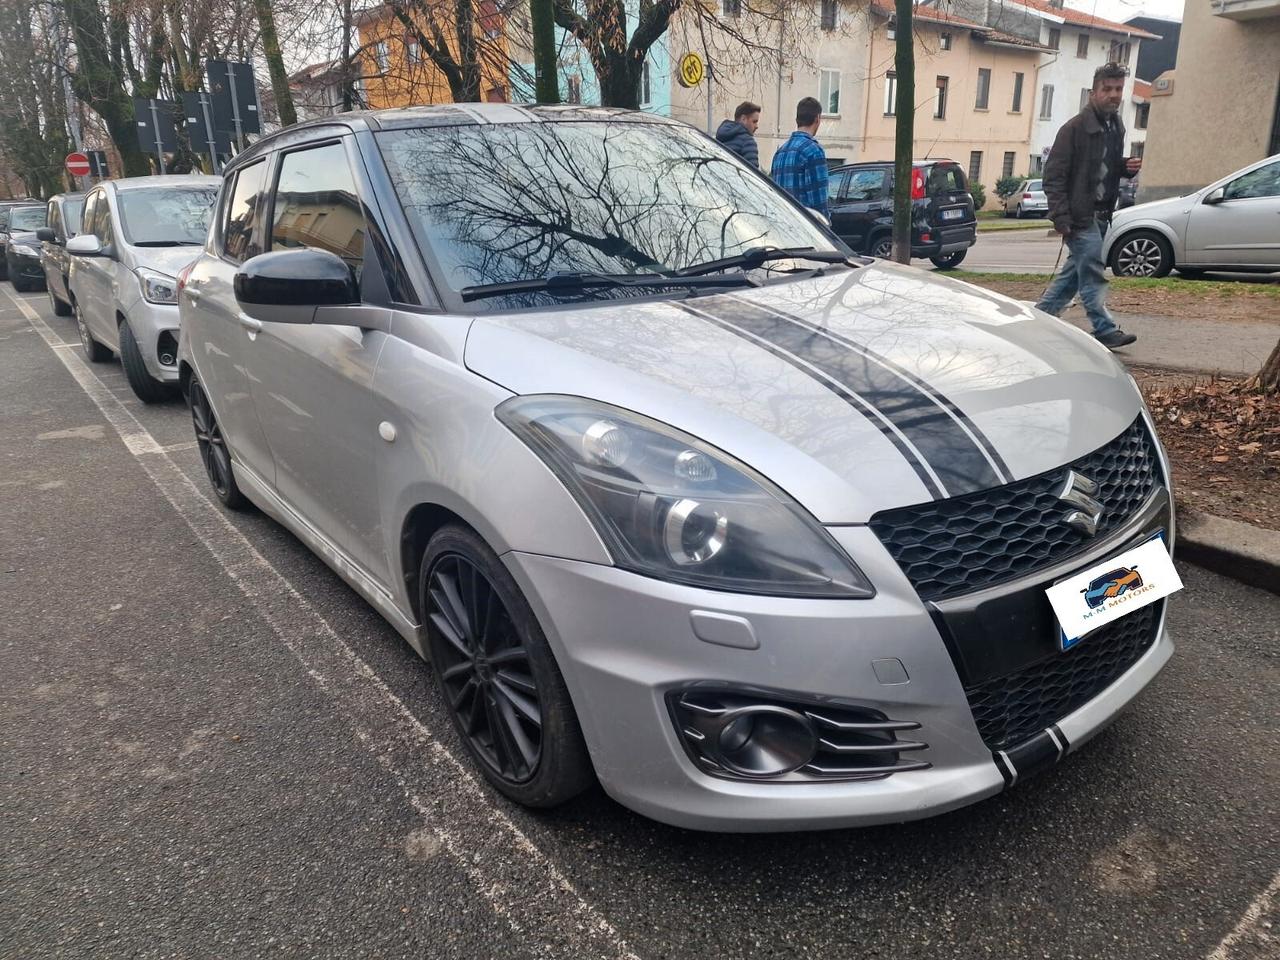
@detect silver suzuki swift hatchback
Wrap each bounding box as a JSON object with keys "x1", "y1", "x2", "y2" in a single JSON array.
[{"x1": 177, "y1": 105, "x2": 1176, "y2": 832}]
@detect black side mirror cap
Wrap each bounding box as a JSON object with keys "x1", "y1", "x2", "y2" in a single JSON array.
[
  {"x1": 235, "y1": 248, "x2": 360, "y2": 324},
  {"x1": 35, "y1": 227, "x2": 55, "y2": 242}
]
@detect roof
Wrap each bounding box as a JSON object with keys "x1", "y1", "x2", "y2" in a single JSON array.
[
  {"x1": 289, "y1": 59, "x2": 342, "y2": 84},
  {"x1": 1132, "y1": 79, "x2": 1152, "y2": 99},
  {"x1": 870, "y1": 2, "x2": 1054, "y2": 51},
  {"x1": 107, "y1": 175, "x2": 222, "y2": 192},
  {"x1": 1013, "y1": 0, "x2": 1161, "y2": 39}
]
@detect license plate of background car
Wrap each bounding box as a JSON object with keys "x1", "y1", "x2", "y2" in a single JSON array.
[
  {"x1": 942, "y1": 209, "x2": 963, "y2": 220},
  {"x1": 1047, "y1": 531, "x2": 1181, "y2": 651}
]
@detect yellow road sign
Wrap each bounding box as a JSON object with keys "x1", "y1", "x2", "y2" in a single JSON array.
[{"x1": 677, "y1": 52, "x2": 705, "y2": 88}]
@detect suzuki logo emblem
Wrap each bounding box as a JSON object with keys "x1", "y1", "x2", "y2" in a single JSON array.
[{"x1": 1058, "y1": 470, "x2": 1104, "y2": 536}]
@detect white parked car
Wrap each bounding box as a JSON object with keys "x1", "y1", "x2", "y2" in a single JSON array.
[
  {"x1": 1104, "y1": 153, "x2": 1280, "y2": 277},
  {"x1": 1002, "y1": 179, "x2": 1048, "y2": 219}
]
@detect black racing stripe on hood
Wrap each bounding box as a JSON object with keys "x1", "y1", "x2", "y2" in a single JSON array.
[
  {"x1": 675, "y1": 301, "x2": 946, "y2": 500},
  {"x1": 687, "y1": 295, "x2": 1005, "y2": 497}
]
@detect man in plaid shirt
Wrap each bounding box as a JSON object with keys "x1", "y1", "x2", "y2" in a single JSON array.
[{"x1": 770, "y1": 97, "x2": 830, "y2": 218}]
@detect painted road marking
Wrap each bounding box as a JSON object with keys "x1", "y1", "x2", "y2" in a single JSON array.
[
  {"x1": 1207, "y1": 869, "x2": 1280, "y2": 960},
  {"x1": 6, "y1": 285, "x2": 642, "y2": 960}
]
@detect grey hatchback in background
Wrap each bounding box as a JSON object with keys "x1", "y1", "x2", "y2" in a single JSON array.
[
  {"x1": 1003, "y1": 178, "x2": 1048, "y2": 218},
  {"x1": 178, "y1": 105, "x2": 1175, "y2": 832},
  {"x1": 37, "y1": 192, "x2": 85, "y2": 316},
  {"x1": 67, "y1": 175, "x2": 219, "y2": 402}
]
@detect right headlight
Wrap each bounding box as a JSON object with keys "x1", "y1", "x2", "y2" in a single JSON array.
[{"x1": 497, "y1": 396, "x2": 874, "y2": 598}]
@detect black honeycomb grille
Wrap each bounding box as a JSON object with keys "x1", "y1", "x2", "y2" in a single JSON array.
[
  {"x1": 869, "y1": 419, "x2": 1160, "y2": 602},
  {"x1": 965, "y1": 601, "x2": 1162, "y2": 752}
]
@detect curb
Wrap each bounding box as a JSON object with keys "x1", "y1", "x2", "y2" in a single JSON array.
[{"x1": 1175, "y1": 507, "x2": 1280, "y2": 596}]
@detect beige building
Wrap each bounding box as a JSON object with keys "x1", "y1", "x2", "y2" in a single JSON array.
[{"x1": 1139, "y1": 0, "x2": 1280, "y2": 201}]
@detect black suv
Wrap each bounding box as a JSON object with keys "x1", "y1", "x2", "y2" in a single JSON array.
[{"x1": 828, "y1": 159, "x2": 977, "y2": 269}]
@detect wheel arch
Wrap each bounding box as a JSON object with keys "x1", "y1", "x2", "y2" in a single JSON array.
[
  {"x1": 400, "y1": 502, "x2": 481, "y2": 623},
  {"x1": 1104, "y1": 219, "x2": 1180, "y2": 265}
]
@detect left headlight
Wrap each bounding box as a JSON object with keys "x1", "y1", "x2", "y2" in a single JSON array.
[
  {"x1": 497, "y1": 396, "x2": 874, "y2": 598},
  {"x1": 135, "y1": 267, "x2": 178, "y2": 304},
  {"x1": 11, "y1": 242, "x2": 39, "y2": 257}
]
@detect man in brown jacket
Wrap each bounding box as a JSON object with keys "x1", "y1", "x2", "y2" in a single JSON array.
[{"x1": 1035, "y1": 63, "x2": 1142, "y2": 350}]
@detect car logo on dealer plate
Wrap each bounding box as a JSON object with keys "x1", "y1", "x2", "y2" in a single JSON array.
[{"x1": 1058, "y1": 470, "x2": 1104, "y2": 536}]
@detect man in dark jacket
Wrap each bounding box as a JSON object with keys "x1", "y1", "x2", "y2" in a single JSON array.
[
  {"x1": 716, "y1": 101, "x2": 762, "y2": 169},
  {"x1": 1036, "y1": 63, "x2": 1142, "y2": 350}
]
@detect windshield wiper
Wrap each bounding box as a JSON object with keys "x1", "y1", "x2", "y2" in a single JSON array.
[
  {"x1": 675, "y1": 246, "x2": 853, "y2": 277},
  {"x1": 460, "y1": 271, "x2": 756, "y2": 303},
  {"x1": 132, "y1": 240, "x2": 201, "y2": 247}
]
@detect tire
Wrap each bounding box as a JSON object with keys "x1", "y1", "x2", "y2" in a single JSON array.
[
  {"x1": 420, "y1": 525, "x2": 593, "y2": 808},
  {"x1": 869, "y1": 234, "x2": 894, "y2": 259},
  {"x1": 1016, "y1": 204, "x2": 1025, "y2": 219},
  {"x1": 1109, "y1": 230, "x2": 1173, "y2": 278},
  {"x1": 49, "y1": 285, "x2": 71, "y2": 316},
  {"x1": 930, "y1": 249, "x2": 968, "y2": 270},
  {"x1": 189, "y1": 376, "x2": 248, "y2": 510},
  {"x1": 119, "y1": 320, "x2": 175, "y2": 404},
  {"x1": 1003, "y1": 206, "x2": 1013, "y2": 219},
  {"x1": 73, "y1": 299, "x2": 112, "y2": 362}
]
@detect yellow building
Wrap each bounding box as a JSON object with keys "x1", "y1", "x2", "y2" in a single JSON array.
[
  {"x1": 861, "y1": 4, "x2": 1050, "y2": 206},
  {"x1": 355, "y1": 1, "x2": 512, "y2": 108}
]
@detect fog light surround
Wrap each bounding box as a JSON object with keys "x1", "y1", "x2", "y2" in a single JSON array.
[{"x1": 715, "y1": 705, "x2": 818, "y2": 777}]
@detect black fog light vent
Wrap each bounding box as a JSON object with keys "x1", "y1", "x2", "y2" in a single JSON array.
[
  {"x1": 156, "y1": 330, "x2": 179, "y2": 367},
  {"x1": 669, "y1": 688, "x2": 931, "y2": 783}
]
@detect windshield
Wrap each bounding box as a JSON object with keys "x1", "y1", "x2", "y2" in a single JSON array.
[
  {"x1": 117, "y1": 187, "x2": 218, "y2": 245},
  {"x1": 376, "y1": 121, "x2": 835, "y2": 304},
  {"x1": 9, "y1": 207, "x2": 45, "y2": 231}
]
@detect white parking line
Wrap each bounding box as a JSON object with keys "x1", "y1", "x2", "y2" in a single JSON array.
[
  {"x1": 1207, "y1": 870, "x2": 1280, "y2": 960},
  {"x1": 5, "y1": 286, "x2": 643, "y2": 960}
]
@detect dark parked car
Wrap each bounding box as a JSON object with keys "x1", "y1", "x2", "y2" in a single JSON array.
[
  {"x1": 2, "y1": 204, "x2": 48, "y2": 290},
  {"x1": 37, "y1": 192, "x2": 85, "y2": 316},
  {"x1": 828, "y1": 159, "x2": 977, "y2": 269},
  {"x1": 0, "y1": 200, "x2": 41, "y2": 279}
]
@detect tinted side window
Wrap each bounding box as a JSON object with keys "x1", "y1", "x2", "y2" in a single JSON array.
[
  {"x1": 47, "y1": 201, "x2": 60, "y2": 237},
  {"x1": 845, "y1": 170, "x2": 886, "y2": 202},
  {"x1": 1223, "y1": 160, "x2": 1280, "y2": 201},
  {"x1": 223, "y1": 161, "x2": 267, "y2": 262},
  {"x1": 829, "y1": 171, "x2": 852, "y2": 201},
  {"x1": 926, "y1": 163, "x2": 966, "y2": 194},
  {"x1": 269, "y1": 142, "x2": 366, "y2": 273}
]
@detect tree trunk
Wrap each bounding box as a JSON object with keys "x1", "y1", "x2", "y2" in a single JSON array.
[
  {"x1": 253, "y1": 0, "x2": 298, "y2": 127},
  {"x1": 454, "y1": 0, "x2": 481, "y2": 102},
  {"x1": 891, "y1": 0, "x2": 914, "y2": 264},
  {"x1": 531, "y1": 0, "x2": 559, "y2": 103},
  {"x1": 1252, "y1": 337, "x2": 1280, "y2": 394}
]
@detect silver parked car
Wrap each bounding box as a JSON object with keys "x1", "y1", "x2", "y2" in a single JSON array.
[
  {"x1": 1002, "y1": 178, "x2": 1047, "y2": 218},
  {"x1": 1104, "y1": 153, "x2": 1280, "y2": 277},
  {"x1": 67, "y1": 175, "x2": 220, "y2": 402},
  {"x1": 178, "y1": 106, "x2": 1175, "y2": 832}
]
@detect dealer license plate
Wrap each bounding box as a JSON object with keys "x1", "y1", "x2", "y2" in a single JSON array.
[
  {"x1": 942, "y1": 208, "x2": 964, "y2": 220},
  {"x1": 1046, "y1": 532, "x2": 1182, "y2": 650}
]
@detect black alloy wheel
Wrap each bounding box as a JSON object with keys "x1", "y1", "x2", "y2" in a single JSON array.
[
  {"x1": 870, "y1": 235, "x2": 894, "y2": 259},
  {"x1": 189, "y1": 378, "x2": 246, "y2": 509},
  {"x1": 931, "y1": 249, "x2": 968, "y2": 270},
  {"x1": 421, "y1": 526, "x2": 592, "y2": 807}
]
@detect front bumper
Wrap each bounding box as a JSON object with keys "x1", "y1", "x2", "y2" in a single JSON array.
[
  {"x1": 912, "y1": 225, "x2": 976, "y2": 258},
  {"x1": 7, "y1": 251, "x2": 45, "y2": 285},
  {"x1": 123, "y1": 299, "x2": 180, "y2": 382},
  {"x1": 504, "y1": 516, "x2": 1172, "y2": 832}
]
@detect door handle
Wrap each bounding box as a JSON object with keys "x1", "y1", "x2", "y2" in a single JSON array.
[{"x1": 186, "y1": 288, "x2": 202, "y2": 303}]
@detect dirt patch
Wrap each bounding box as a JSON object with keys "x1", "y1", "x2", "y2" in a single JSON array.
[
  {"x1": 1133, "y1": 367, "x2": 1280, "y2": 530},
  {"x1": 960, "y1": 276, "x2": 1280, "y2": 325}
]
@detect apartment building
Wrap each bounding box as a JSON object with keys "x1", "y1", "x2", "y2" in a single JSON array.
[{"x1": 1139, "y1": 0, "x2": 1280, "y2": 201}]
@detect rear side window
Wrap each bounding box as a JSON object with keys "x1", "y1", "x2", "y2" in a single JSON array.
[
  {"x1": 47, "y1": 201, "x2": 60, "y2": 237},
  {"x1": 1028, "y1": 180, "x2": 1043, "y2": 192},
  {"x1": 925, "y1": 163, "x2": 966, "y2": 195},
  {"x1": 223, "y1": 161, "x2": 267, "y2": 263},
  {"x1": 64, "y1": 198, "x2": 84, "y2": 237},
  {"x1": 269, "y1": 141, "x2": 366, "y2": 273},
  {"x1": 845, "y1": 169, "x2": 886, "y2": 202}
]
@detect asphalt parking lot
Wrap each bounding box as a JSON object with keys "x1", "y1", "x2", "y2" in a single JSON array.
[{"x1": 2, "y1": 283, "x2": 1278, "y2": 960}]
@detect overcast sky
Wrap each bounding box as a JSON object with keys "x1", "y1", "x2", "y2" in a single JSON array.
[{"x1": 1080, "y1": 0, "x2": 1184, "y2": 23}]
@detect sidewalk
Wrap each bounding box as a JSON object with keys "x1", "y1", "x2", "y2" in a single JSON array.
[{"x1": 1060, "y1": 309, "x2": 1280, "y2": 376}]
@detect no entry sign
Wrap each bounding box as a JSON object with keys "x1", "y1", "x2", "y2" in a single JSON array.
[{"x1": 65, "y1": 153, "x2": 91, "y2": 177}]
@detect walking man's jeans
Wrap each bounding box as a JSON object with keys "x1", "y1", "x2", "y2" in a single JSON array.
[{"x1": 1035, "y1": 217, "x2": 1117, "y2": 338}]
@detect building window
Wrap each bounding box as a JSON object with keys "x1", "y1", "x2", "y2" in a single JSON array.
[
  {"x1": 1130, "y1": 141, "x2": 1145, "y2": 158},
  {"x1": 940, "y1": 33, "x2": 952, "y2": 50},
  {"x1": 1080, "y1": 87, "x2": 1091, "y2": 110},
  {"x1": 1047, "y1": 27, "x2": 1060, "y2": 50},
  {"x1": 640, "y1": 60, "x2": 651, "y2": 106},
  {"x1": 566, "y1": 74, "x2": 582, "y2": 104},
  {"x1": 1109, "y1": 40, "x2": 1131, "y2": 64},
  {"x1": 975, "y1": 68, "x2": 991, "y2": 109},
  {"x1": 722, "y1": 0, "x2": 740, "y2": 16},
  {"x1": 375, "y1": 41, "x2": 390, "y2": 73},
  {"x1": 1076, "y1": 33, "x2": 1089, "y2": 58},
  {"x1": 934, "y1": 76, "x2": 948, "y2": 119},
  {"x1": 887, "y1": 21, "x2": 895, "y2": 40},
  {"x1": 1135, "y1": 102, "x2": 1149, "y2": 128},
  {"x1": 819, "y1": 68, "x2": 841, "y2": 115},
  {"x1": 1012, "y1": 71, "x2": 1024, "y2": 112},
  {"x1": 1040, "y1": 83, "x2": 1054, "y2": 119},
  {"x1": 406, "y1": 40, "x2": 420, "y2": 65},
  {"x1": 969, "y1": 151, "x2": 983, "y2": 183},
  {"x1": 884, "y1": 70, "x2": 897, "y2": 116},
  {"x1": 821, "y1": 0, "x2": 837, "y2": 31},
  {"x1": 1002, "y1": 151, "x2": 1016, "y2": 178}
]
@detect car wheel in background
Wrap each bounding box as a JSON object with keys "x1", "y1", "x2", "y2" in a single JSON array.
[
  {"x1": 1110, "y1": 230, "x2": 1173, "y2": 278},
  {"x1": 74, "y1": 300, "x2": 112, "y2": 362},
  {"x1": 420, "y1": 525, "x2": 594, "y2": 808},
  {"x1": 1015, "y1": 204, "x2": 1025, "y2": 218},
  {"x1": 931, "y1": 250, "x2": 967, "y2": 270},
  {"x1": 119, "y1": 320, "x2": 175, "y2": 404},
  {"x1": 48, "y1": 285, "x2": 71, "y2": 316},
  {"x1": 870, "y1": 235, "x2": 893, "y2": 259},
  {"x1": 189, "y1": 376, "x2": 247, "y2": 510}
]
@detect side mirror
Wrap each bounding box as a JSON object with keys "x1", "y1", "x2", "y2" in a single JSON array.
[
  {"x1": 1203, "y1": 187, "x2": 1226, "y2": 205},
  {"x1": 66, "y1": 234, "x2": 104, "y2": 256},
  {"x1": 234, "y1": 248, "x2": 359, "y2": 324},
  {"x1": 36, "y1": 227, "x2": 56, "y2": 243}
]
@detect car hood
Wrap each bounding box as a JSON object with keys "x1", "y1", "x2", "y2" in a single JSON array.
[
  {"x1": 125, "y1": 245, "x2": 204, "y2": 276},
  {"x1": 464, "y1": 262, "x2": 1143, "y2": 522},
  {"x1": 1112, "y1": 192, "x2": 1196, "y2": 226},
  {"x1": 8, "y1": 230, "x2": 39, "y2": 247}
]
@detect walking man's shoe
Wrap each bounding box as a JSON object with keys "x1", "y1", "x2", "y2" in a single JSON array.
[{"x1": 1096, "y1": 329, "x2": 1138, "y2": 349}]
